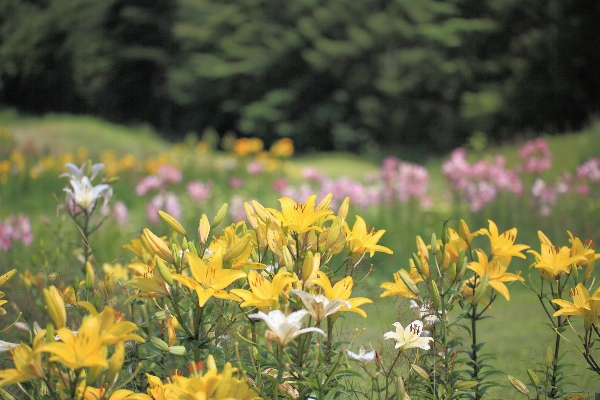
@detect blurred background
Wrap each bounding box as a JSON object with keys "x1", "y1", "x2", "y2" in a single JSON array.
[{"x1": 1, "y1": 0, "x2": 599, "y2": 156}]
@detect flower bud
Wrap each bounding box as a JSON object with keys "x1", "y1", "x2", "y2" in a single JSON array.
[
  {"x1": 396, "y1": 376, "x2": 405, "y2": 400},
  {"x1": 283, "y1": 247, "x2": 294, "y2": 272},
  {"x1": 158, "y1": 210, "x2": 187, "y2": 237},
  {"x1": 302, "y1": 252, "x2": 314, "y2": 282},
  {"x1": 411, "y1": 364, "x2": 429, "y2": 380},
  {"x1": 430, "y1": 233, "x2": 437, "y2": 255},
  {"x1": 107, "y1": 341, "x2": 125, "y2": 384},
  {"x1": 168, "y1": 346, "x2": 187, "y2": 356},
  {"x1": 212, "y1": 203, "x2": 228, "y2": 228},
  {"x1": 337, "y1": 197, "x2": 350, "y2": 221},
  {"x1": 156, "y1": 258, "x2": 174, "y2": 286},
  {"x1": 150, "y1": 337, "x2": 169, "y2": 352},
  {"x1": 198, "y1": 214, "x2": 210, "y2": 244},
  {"x1": 545, "y1": 346, "x2": 553, "y2": 368},
  {"x1": 224, "y1": 234, "x2": 251, "y2": 263},
  {"x1": 471, "y1": 274, "x2": 489, "y2": 305},
  {"x1": 527, "y1": 368, "x2": 539, "y2": 388},
  {"x1": 43, "y1": 286, "x2": 66, "y2": 328},
  {"x1": 316, "y1": 193, "x2": 332, "y2": 211},
  {"x1": 244, "y1": 203, "x2": 259, "y2": 229},
  {"x1": 441, "y1": 224, "x2": 450, "y2": 245},
  {"x1": 87, "y1": 364, "x2": 104, "y2": 386},
  {"x1": 411, "y1": 254, "x2": 422, "y2": 274},
  {"x1": 458, "y1": 219, "x2": 473, "y2": 245},
  {"x1": 455, "y1": 381, "x2": 479, "y2": 390},
  {"x1": 507, "y1": 375, "x2": 529, "y2": 395},
  {"x1": 429, "y1": 280, "x2": 441, "y2": 310},
  {"x1": 399, "y1": 269, "x2": 419, "y2": 296},
  {"x1": 143, "y1": 228, "x2": 175, "y2": 264}
]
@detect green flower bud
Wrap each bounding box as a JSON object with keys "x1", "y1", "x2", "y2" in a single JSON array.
[
  {"x1": 430, "y1": 280, "x2": 441, "y2": 310},
  {"x1": 156, "y1": 258, "x2": 174, "y2": 286},
  {"x1": 430, "y1": 233, "x2": 437, "y2": 255},
  {"x1": 150, "y1": 337, "x2": 169, "y2": 352},
  {"x1": 507, "y1": 375, "x2": 529, "y2": 395},
  {"x1": 158, "y1": 210, "x2": 187, "y2": 237},
  {"x1": 399, "y1": 269, "x2": 419, "y2": 297},
  {"x1": 212, "y1": 203, "x2": 229, "y2": 228}
]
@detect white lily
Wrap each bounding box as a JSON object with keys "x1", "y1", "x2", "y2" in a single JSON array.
[
  {"x1": 248, "y1": 309, "x2": 325, "y2": 347},
  {"x1": 383, "y1": 320, "x2": 432, "y2": 351},
  {"x1": 64, "y1": 176, "x2": 112, "y2": 212},
  {"x1": 0, "y1": 340, "x2": 19, "y2": 353},
  {"x1": 60, "y1": 162, "x2": 106, "y2": 182},
  {"x1": 291, "y1": 289, "x2": 350, "y2": 323},
  {"x1": 409, "y1": 300, "x2": 442, "y2": 324},
  {"x1": 347, "y1": 346, "x2": 377, "y2": 363}
]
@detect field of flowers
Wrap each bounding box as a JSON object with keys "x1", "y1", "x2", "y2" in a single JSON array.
[{"x1": 1, "y1": 113, "x2": 600, "y2": 398}]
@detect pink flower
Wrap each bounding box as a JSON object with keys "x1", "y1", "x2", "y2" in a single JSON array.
[
  {"x1": 157, "y1": 165, "x2": 183, "y2": 184},
  {"x1": 518, "y1": 138, "x2": 552, "y2": 173},
  {"x1": 9, "y1": 215, "x2": 33, "y2": 246},
  {"x1": 135, "y1": 175, "x2": 163, "y2": 196},
  {"x1": 0, "y1": 222, "x2": 12, "y2": 252},
  {"x1": 146, "y1": 193, "x2": 181, "y2": 224},
  {"x1": 187, "y1": 180, "x2": 213, "y2": 204},
  {"x1": 113, "y1": 201, "x2": 129, "y2": 226},
  {"x1": 272, "y1": 178, "x2": 288, "y2": 192},
  {"x1": 228, "y1": 177, "x2": 244, "y2": 190},
  {"x1": 246, "y1": 161, "x2": 264, "y2": 175}
]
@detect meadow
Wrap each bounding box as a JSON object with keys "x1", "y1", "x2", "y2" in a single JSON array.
[{"x1": 1, "y1": 110, "x2": 600, "y2": 398}]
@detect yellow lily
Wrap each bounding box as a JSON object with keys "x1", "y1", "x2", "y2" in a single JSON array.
[
  {"x1": 552, "y1": 283, "x2": 600, "y2": 330},
  {"x1": 0, "y1": 331, "x2": 46, "y2": 387},
  {"x1": 467, "y1": 249, "x2": 524, "y2": 301},
  {"x1": 475, "y1": 220, "x2": 529, "y2": 259},
  {"x1": 380, "y1": 269, "x2": 419, "y2": 299},
  {"x1": 171, "y1": 250, "x2": 246, "y2": 307},
  {"x1": 125, "y1": 259, "x2": 171, "y2": 303},
  {"x1": 37, "y1": 315, "x2": 108, "y2": 370},
  {"x1": 528, "y1": 244, "x2": 587, "y2": 279},
  {"x1": 230, "y1": 269, "x2": 298, "y2": 311},
  {"x1": 268, "y1": 195, "x2": 334, "y2": 234},
  {"x1": 346, "y1": 216, "x2": 393, "y2": 260},
  {"x1": 568, "y1": 231, "x2": 600, "y2": 283},
  {"x1": 208, "y1": 224, "x2": 257, "y2": 269},
  {"x1": 313, "y1": 271, "x2": 372, "y2": 318}
]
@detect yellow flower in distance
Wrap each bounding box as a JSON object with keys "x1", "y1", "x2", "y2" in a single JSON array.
[
  {"x1": 528, "y1": 244, "x2": 587, "y2": 278},
  {"x1": 475, "y1": 220, "x2": 529, "y2": 259},
  {"x1": 171, "y1": 251, "x2": 246, "y2": 307},
  {"x1": 552, "y1": 283, "x2": 600, "y2": 330},
  {"x1": 467, "y1": 249, "x2": 524, "y2": 300},
  {"x1": 37, "y1": 315, "x2": 108, "y2": 370},
  {"x1": 230, "y1": 269, "x2": 298, "y2": 311},
  {"x1": 346, "y1": 216, "x2": 393, "y2": 259},
  {"x1": 268, "y1": 195, "x2": 334, "y2": 234},
  {"x1": 568, "y1": 231, "x2": 600, "y2": 282},
  {"x1": 313, "y1": 271, "x2": 372, "y2": 318}
]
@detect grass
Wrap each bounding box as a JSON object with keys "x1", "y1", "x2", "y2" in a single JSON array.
[{"x1": 2, "y1": 112, "x2": 600, "y2": 396}]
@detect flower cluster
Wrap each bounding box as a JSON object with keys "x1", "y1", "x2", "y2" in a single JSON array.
[
  {"x1": 442, "y1": 148, "x2": 522, "y2": 211},
  {"x1": 0, "y1": 214, "x2": 32, "y2": 252}
]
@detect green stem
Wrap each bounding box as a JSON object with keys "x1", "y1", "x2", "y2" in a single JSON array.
[{"x1": 549, "y1": 315, "x2": 561, "y2": 398}]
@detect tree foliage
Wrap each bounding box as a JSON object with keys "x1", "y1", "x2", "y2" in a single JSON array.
[{"x1": 0, "y1": 0, "x2": 599, "y2": 153}]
